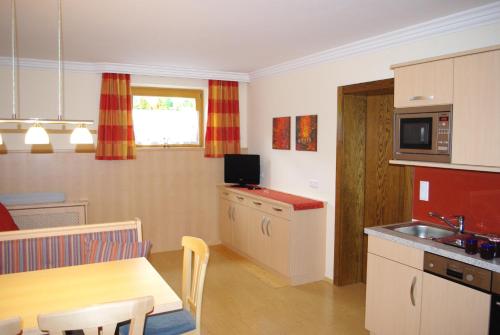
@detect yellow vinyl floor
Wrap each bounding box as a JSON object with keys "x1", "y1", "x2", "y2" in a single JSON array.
[{"x1": 149, "y1": 245, "x2": 368, "y2": 335}]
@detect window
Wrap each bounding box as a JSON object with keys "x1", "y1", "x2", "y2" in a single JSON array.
[{"x1": 131, "y1": 87, "x2": 204, "y2": 147}]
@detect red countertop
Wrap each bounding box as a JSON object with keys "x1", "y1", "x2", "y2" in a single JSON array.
[{"x1": 233, "y1": 186, "x2": 324, "y2": 211}]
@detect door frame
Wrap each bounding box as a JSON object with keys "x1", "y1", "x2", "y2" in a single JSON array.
[{"x1": 333, "y1": 78, "x2": 395, "y2": 286}]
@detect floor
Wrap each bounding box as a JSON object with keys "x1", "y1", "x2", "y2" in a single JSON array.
[{"x1": 149, "y1": 245, "x2": 369, "y2": 335}]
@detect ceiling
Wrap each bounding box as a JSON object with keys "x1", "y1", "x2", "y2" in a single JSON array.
[{"x1": 0, "y1": 0, "x2": 496, "y2": 73}]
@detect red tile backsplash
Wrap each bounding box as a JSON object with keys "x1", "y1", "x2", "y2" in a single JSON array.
[{"x1": 412, "y1": 167, "x2": 500, "y2": 234}]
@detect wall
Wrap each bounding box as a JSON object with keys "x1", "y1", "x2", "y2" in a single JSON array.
[
  {"x1": 413, "y1": 167, "x2": 500, "y2": 234},
  {"x1": 0, "y1": 68, "x2": 248, "y2": 251},
  {"x1": 247, "y1": 22, "x2": 500, "y2": 279}
]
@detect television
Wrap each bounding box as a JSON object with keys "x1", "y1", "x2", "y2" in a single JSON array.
[{"x1": 224, "y1": 154, "x2": 260, "y2": 187}]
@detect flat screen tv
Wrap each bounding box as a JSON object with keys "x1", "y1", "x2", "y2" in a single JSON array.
[{"x1": 224, "y1": 154, "x2": 260, "y2": 187}]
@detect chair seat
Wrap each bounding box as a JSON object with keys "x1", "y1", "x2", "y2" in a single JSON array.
[{"x1": 120, "y1": 309, "x2": 196, "y2": 335}]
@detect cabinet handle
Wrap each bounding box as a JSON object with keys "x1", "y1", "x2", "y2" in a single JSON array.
[
  {"x1": 227, "y1": 206, "x2": 231, "y2": 220},
  {"x1": 265, "y1": 218, "x2": 270, "y2": 236},
  {"x1": 410, "y1": 276, "x2": 416, "y2": 306},
  {"x1": 236, "y1": 196, "x2": 244, "y2": 201},
  {"x1": 260, "y1": 217, "x2": 265, "y2": 235},
  {"x1": 231, "y1": 207, "x2": 235, "y2": 221},
  {"x1": 408, "y1": 95, "x2": 434, "y2": 101},
  {"x1": 272, "y1": 207, "x2": 283, "y2": 212},
  {"x1": 252, "y1": 201, "x2": 262, "y2": 206}
]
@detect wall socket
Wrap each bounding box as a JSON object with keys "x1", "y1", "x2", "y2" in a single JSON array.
[
  {"x1": 309, "y1": 179, "x2": 319, "y2": 189},
  {"x1": 419, "y1": 181, "x2": 429, "y2": 201}
]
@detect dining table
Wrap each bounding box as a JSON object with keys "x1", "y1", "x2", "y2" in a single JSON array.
[{"x1": 0, "y1": 257, "x2": 182, "y2": 334}]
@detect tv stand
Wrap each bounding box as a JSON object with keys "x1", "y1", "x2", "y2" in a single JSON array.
[{"x1": 217, "y1": 185, "x2": 325, "y2": 285}]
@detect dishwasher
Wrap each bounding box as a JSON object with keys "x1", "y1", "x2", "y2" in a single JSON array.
[{"x1": 422, "y1": 252, "x2": 493, "y2": 335}]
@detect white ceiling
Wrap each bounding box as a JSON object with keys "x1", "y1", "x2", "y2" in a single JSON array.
[{"x1": 0, "y1": 0, "x2": 497, "y2": 73}]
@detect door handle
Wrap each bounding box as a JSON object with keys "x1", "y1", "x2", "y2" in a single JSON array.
[
  {"x1": 409, "y1": 95, "x2": 434, "y2": 101},
  {"x1": 260, "y1": 217, "x2": 265, "y2": 235},
  {"x1": 410, "y1": 276, "x2": 416, "y2": 306},
  {"x1": 265, "y1": 218, "x2": 270, "y2": 236}
]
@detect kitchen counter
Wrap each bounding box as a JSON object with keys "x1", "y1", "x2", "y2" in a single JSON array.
[{"x1": 365, "y1": 224, "x2": 500, "y2": 273}]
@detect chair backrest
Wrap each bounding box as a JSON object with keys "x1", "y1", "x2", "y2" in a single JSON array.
[
  {"x1": 0, "y1": 316, "x2": 21, "y2": 335},
  {"x1": 181, "y1": 236, "x2": 210, "y2": 332},
  {"x1": 37, "y1": 296, "x2": 154, "y2": 335}
]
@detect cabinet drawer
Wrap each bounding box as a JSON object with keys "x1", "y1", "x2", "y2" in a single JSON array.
[
  {"x1": 230, "y1": 193, "x2": 248, "y2": 205},
  {"x1": 264, "y1": 203, "x2": 291, "y2": 219},
  {"x1": 368, "y1": 236, "x2": 423, "y2": 270},
  {"x1": 394, "y1": 59, "x2": 453, "y2": 108}
]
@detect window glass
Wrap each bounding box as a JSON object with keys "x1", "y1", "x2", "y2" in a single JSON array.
[{"x1": 131, "y1": 88, "x2": 203, "y2": 146}]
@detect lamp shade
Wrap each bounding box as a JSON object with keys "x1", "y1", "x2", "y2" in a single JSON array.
[
  {"x1": 0, "y1": 133, "x2": 3, "y2": 145},
  {"x1": 25, "y1": 124, "x2": 50, "y2": 144},
  {"x1": 70, "y1": 125, "x2": 93, "y2": 144}
]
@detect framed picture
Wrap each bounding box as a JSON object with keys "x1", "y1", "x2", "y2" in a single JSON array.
[
  {"x1": 272, "y1": 117, "x2": 291, "y2": 150},
  {"x1": 296, "y1": 115, "x2": 317, "y2": 151}
]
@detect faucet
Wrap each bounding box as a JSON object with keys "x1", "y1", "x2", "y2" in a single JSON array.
[{"x1": 428, "y1": 212, "x2": 465, "y2": 234}]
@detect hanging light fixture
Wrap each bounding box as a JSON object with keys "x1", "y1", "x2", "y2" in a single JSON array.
[{"x1": 0, "y1": 0, "x2": 94, "y2": 145}]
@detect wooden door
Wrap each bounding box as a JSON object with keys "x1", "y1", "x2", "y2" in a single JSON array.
[
  {"x1": 420, "y1": 272, "x2": 491, "y2": 335},
  {"x1": 218, "y1": 198, "x2": 233, "y2": 246},
  {"x1": 335, "y1": 79, "x2": 414, "y2": 286},
  {"x1": 264, "y1": 214, "x2": 290, "y2": 276},
  {"x1": 394, "y1": 59, "x2": 453, "y2": 107},
  {"x1": 365, "y1": 253, "x2": 422, "y2": 335},
  {"x1": 362, "y1": 94, "x2": 413, "y2": 281},
  {"x1": 452, "y1": 50, "x2": 500, "y2": 167}
]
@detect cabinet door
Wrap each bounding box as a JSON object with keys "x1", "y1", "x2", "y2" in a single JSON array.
[
  {"x1": 232, "y1": 202, "x2": 249, "y2": 254},
  {"x1": 365, "y1": 253, "x2": 422, "y2": 335},
  {"x1": 246, "y1": 208, "x2": 267, "y2": 261},
  {"x1": 218, "y1": 198, "x2": 233, "y2": 246},
  {"x1": 420, "y1": 272, "x2": 490, "y2": 335},
  {"x1": 452, "y1": 50, "x2": 500, "y2": 167},
  {"x1": 264, "y1": 215, "x2": 290, "y2": 276},
  {"x1": 394, "y1": 59, "x2": 453, "y2": 108}
]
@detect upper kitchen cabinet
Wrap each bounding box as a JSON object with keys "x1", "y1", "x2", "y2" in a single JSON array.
[
  {"x1": 452, "y1": 49, "x2": 500, "y2": 167},
  {"x1": 394, "y1": 59, "x2": 453, "y2": 108}
]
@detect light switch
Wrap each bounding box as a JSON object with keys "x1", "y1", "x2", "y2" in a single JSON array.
[
  {"x1": 309, "y1": 179, "x2": 319, "y2": 189},
  {"x1": 419, "y1": 181, "x2": 429, "y2": 201}
]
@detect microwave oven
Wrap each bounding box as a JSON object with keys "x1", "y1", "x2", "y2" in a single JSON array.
[{"x1": 393, "y1": 105, "x2": 452, "y2": 163}]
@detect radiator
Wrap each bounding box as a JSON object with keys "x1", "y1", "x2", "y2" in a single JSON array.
[{"x1": 7, "y1": 202, "x2": 88, "y2": 229}]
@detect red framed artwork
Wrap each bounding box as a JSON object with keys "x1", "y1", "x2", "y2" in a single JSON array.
[
  {"x1": 272, "y1": 117, "x2": 291, "y2": 150},
  {"x1": 296, "y1": 115, "x2": 317, "y2": 151}
]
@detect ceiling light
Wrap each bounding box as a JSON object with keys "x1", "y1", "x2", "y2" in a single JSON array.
[
  {"x1": 70, "y1": 125, "x2": 93, "y2": 144},
  {"x1": 25, "y1": 123, "x2": 50, "y2": 145},
  {"x1": 0, "y1": 0, "x2": 94, "y2": 146}
]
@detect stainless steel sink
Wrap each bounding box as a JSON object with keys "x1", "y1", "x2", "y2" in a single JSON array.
[{"x1": 388, "y1": 221, "x2": 456, "y2": 239}]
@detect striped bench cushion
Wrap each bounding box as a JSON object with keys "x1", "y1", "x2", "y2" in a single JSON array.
[
  {"x1": 85, "y1": 239, "x2": 152, "y2": 264},
  {"x1": 0, "y1": 229, "x2": 138, "y2": 275}
]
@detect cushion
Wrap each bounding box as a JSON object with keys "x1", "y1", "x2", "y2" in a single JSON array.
[
  {"x1": 0, "y1": 202, "x2": 19, "y2": 232},
  {"x1": 85, "y1": 239, "x2": 152, "y2": 264},
  {"x1": 119, "y1": 310, "x2": 196, "y2": 335}
]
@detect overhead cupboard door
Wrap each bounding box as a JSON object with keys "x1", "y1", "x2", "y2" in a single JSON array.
[
  {"x1": 394, "y1": 59, "x2": 453, "y2": 108},
  {"x1": 452, "y1": 49, "x2": 500, "y2": 167}
]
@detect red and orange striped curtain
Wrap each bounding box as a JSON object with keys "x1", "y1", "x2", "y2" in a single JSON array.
[
  {"x1": 204, "y1": 80, "x2": 240, "y2": 158},
  {"x1": 95, "y1": 73, "x2": 136, "y2": 160}
]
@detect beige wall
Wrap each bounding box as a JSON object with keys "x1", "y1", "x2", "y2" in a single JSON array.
[
  {"x1": 247, "y1": 22, "x2": 500, "y2": 279},
  {"x1": 0, "y1": 69, "x2": 248, "y2": 150},
  {"x1": 0, "y1": 68, "x2": 248, "y2": 251},
  {"x1": 0, "y1": 148, "x2": 223, "y2": 252}
]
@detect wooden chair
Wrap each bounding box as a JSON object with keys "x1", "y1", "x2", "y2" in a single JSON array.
[
  {"x1": 38, "y1": 296, "x2": 154, "y2": 335},
  {"x1": 0, "y1": 316, "x2": 21, "y2": 335},
  {"x1": 120, "y1": 236, "x2": 210, "y2": 335}
]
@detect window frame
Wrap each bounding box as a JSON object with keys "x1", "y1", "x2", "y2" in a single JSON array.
[{"x1": 131, "y1": 86, "x2": 204, "y2": 148}]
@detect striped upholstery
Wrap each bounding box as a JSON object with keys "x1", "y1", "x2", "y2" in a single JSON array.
[
  {"x1": 86, "y1": 239, "x2": 152, "y2": 264},
  {"x1": 0, "y1": 229, "x2": 138, "y2": 275}
]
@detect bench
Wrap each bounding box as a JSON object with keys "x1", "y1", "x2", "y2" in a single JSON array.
[{"x1": 0, "y1": 219, "x2": 145, "y2": 275}]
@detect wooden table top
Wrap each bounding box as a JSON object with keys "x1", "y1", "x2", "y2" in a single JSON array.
[{"x1": 0, "y1": 257, "x2": 182, "y2": 331}]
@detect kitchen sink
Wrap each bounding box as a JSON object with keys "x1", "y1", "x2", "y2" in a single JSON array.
[{"x1": 389, "y1": 221, "x2": 456, "y2": 239}]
